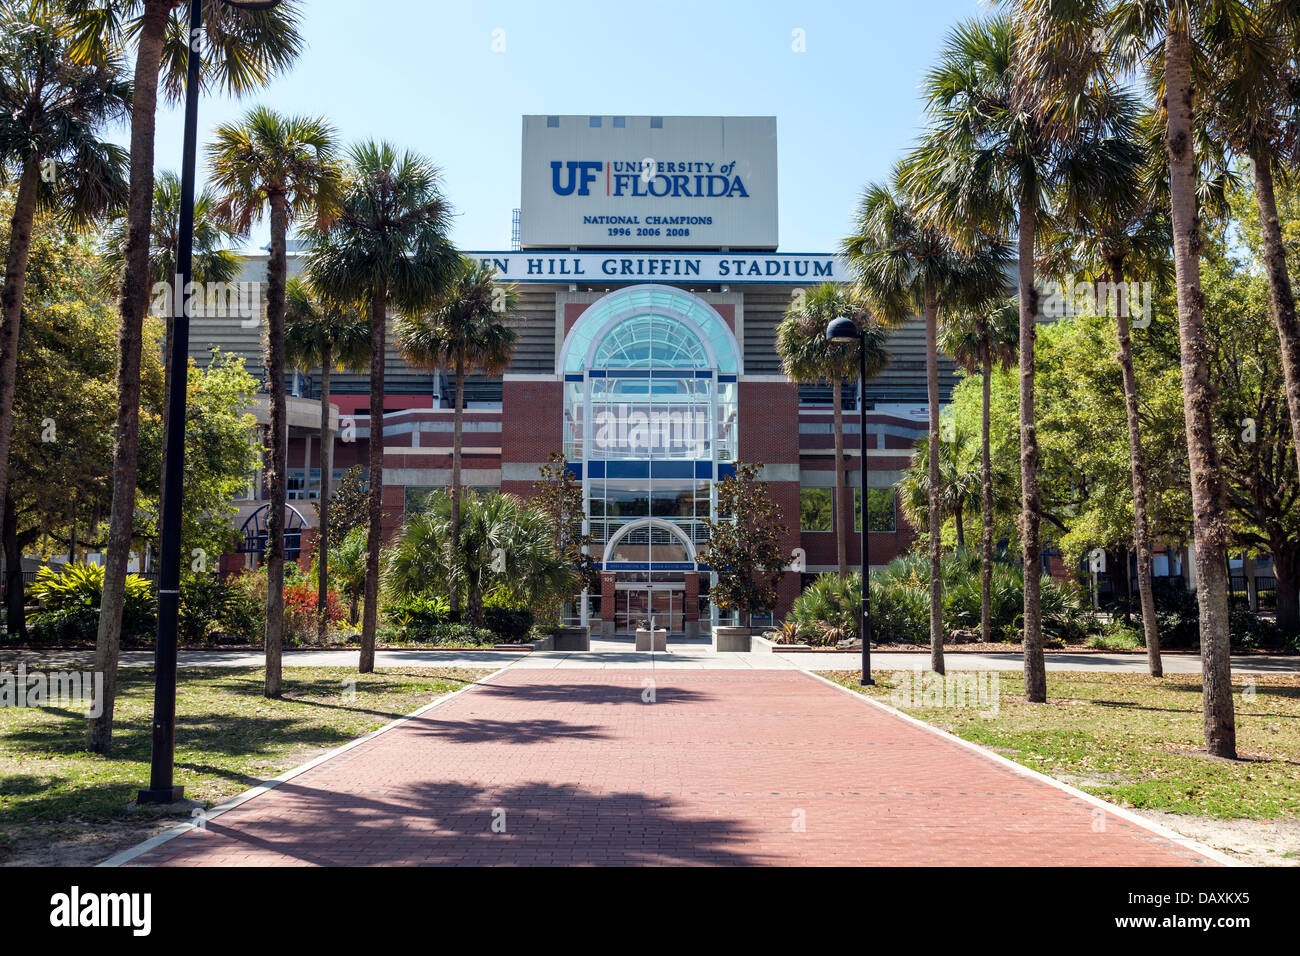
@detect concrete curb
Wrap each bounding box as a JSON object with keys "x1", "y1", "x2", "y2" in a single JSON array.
[
  {"x1": 97, "y1": 664, "x2": 512, "y2": 868},
  {"x1": 799, "y1": 668, "x2": 1244, "y2": 868}
]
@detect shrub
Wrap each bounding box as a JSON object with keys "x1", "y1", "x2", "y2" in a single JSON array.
[
  {"x1": 1086, "y1": 621, "x2": 1144, "y2": 650},
  {"x1": 283, "y1": 581, "x2": 345, "y2": 645},
  {"x1": 178, "y1": 574, "x2": 235, "y2": 645},
  {"x1": 384, "y1": 621, "x2": 497, "y2": 647},
  {"x1": 483, "y1": 606, "x2": 534, "y2": 642},
  {"x1": 28, "y1": 563, "x2": 156, "y2": 645},
  {"x1": 785, "y1": 552, "x2": 1087, "y2": 646},
  {"x1": 382, "y1": 593, "x2": 452, "y2": 640}
]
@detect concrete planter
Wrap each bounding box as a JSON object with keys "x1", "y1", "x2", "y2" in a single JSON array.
[
  {"x1": 683, "y1": 620, "x2": 701, "y2": 638},
  {"x1": 749, "y1": 633, "x2": 811, "y2": 654},
  {"x1": 635, "y1": 628, "x2": 667, "y2": 651},
  {"x1": 712, "y1": 626, "x2": 752, "y2": 653},
  {"x1": 553, "y1": 626, "x2": 590, "y2": 652}
]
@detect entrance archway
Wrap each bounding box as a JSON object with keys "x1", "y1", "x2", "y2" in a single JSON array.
[{"x1": 602, "y1": 519, "x2": 695, "y2": 634}]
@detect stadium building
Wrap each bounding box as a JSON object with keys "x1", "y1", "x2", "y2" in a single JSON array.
[{"x1": 203, "y1": 116, "x2": 957, "y2": 633}]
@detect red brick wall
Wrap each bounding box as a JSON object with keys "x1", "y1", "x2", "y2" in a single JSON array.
[{"x1": 738, "y1": 380, "x2": 799, "y2": 465}]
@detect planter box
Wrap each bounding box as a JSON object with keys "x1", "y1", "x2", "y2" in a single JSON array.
[
  {"x1": 712, "y1": 626, "x2": 752, "y2": 653},
  {"x1": 530, "y1": 633, "x2": 555, "y2": 651},
  {"x1": 553, "y1": 626, "x2": 590, "y2": 652},
  {"x1": 749, "y1": 633, "x2": 811, "y2": 654},
  {"x1": 635, "y1": 628, "x2": 667, "y2": 651},
  {"x1": 683, "y1": 620, "x2": 701, "y2": 638}
]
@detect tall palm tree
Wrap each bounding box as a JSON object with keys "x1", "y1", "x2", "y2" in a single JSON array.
[
  {"x1": 1038, "y1": 110, "x2": 1173, "y2": 677},
  {"x1": 777, "y1": 283, "x2": 890, "y2": 579},
  {"x1": 900, "y1": 13, "x2": 1134, "y2": 702},
  {"x1": 394, "y1": 257, "x2": 519, "y2": 618},
  {"x1": 61, "y1": 0, "x2": 304, "y2": 753},
  {"x1": 939, "y1": 297, "x2": 1018, "y2": 644},
  {"x1": 208, "y1": 106, "x2": 339, "y2": 698},
  {"x1": 101, "y1": 169, "x2": 240, "y2": 507},
  {"x1": 1008, "y1": 0, "x2": 1238, "y2": 756},
  {"x1": 1200, "y1": 1, "x2": 1300, "y2": 503},
  {"x1": 309, "y1": 142, "x2": 459, "y2": 673},
  {"x1": 0, "y1": 4, "x2": 129, "y2": 554},
  {"x1": 284, "y1": 275, "x2": 369, "y2": 643},
  {"x1": 843, "y1": 176, "x2": 1009, "y2": 676}
]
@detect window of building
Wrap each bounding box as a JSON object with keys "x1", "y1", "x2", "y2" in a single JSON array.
[
  {"x1": 613, "y1": 116, "x2": 626, "y2": 128},
  {"x1": 589, "y1": 115, "x2": 601, "y2": 128},
  {"x1": 800, "y1": 488, "x2": 833, "y2": 532},
  {"x1": 546, "y1": 115, "x2": 559, "y2": 128},
  {"x1": 855, "y1": 487, "x2": 897, "y2": 533},
  {"x1": 650, "y1": 116, "x2": 663, "y2": 128}
]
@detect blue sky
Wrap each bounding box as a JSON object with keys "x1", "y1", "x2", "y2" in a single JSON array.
[{"x1": 145, "y1": 0, "x2": 984, "y2": 253}]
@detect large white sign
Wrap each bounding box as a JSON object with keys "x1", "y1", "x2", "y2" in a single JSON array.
[
  {"x1": 519, "y1": 115, "x2": 778, "y2": 250},
  {"x1": 464, "y1": 250, "x2": 847, "y2": 284}
]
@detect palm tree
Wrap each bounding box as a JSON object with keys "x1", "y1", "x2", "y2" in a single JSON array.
[
  {"x1": 101, "y1": 169, "x2": 240, "y2": 506},
  {"x1": 1038, "y1": 111, "x2": 1173, "y2": 677},
  {"x1": 843, "y1": 175, "x2": 1009, "y2": 676},
  {"x1": 939, "y1": 297, "x2": 1018, "y2": 644},
  {"x1": 777, "y1": 283, "x2": 890, "y2": 579},
  {"x1": 284, "y1": 276, "x2": 369, "y2": 643},
  {"x1": 383, "y1": 490, "x2": 575, "y2": 627},
  {"x1": 1007, "y1": 0, "x2": 1238, "y2": 756},
  {"x1": 61, "y1": 0, "x2": 304, "y2": 752},
  {"x1": 0, "y1": 4, "x2": 129, "y2": 554},
  {"x1": 900, "y1": 13, "x2": 1134, "y2": 702},
  {"x1": 308, "y1": 142, "x2": 459, "y2": 673},
  {"x1": 1199, "y1": 1, "x2": 1300, "y2": 506},
  {"x1": 208, "y1": 106, "x2": 339, "y2": 698},
  {"x1": 394, "y1": 257, "x2": 519, "y2": 618}
]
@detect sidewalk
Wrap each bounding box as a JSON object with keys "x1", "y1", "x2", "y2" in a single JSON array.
[{"x1": 112, "y1": 668, "x2": 1224, "y2": 866}]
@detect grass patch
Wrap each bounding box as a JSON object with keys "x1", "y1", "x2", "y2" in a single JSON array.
[
  {"x1": 823, "y1": 669, "x2": 1300, "y2": 819},
  {"x1": 0, "y1": 665, "x2": 491, "y2": 862}
]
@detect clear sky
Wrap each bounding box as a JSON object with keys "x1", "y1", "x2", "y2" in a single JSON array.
[{"x1": 144, "y1": 0, "x2": 986, "y2": 254}]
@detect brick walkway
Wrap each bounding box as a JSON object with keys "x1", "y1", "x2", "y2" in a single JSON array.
[{"x1": 124, "y1": 670, "x2": 1218, "y2": 866}]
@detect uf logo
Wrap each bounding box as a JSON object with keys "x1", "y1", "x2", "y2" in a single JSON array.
[{"x1": 551, "y1": 160, "x2": 602, "y2": 195}]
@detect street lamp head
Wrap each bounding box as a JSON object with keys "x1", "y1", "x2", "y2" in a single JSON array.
[{"x1": 825, "y1": 316, "x2": 859, "y2": 343}]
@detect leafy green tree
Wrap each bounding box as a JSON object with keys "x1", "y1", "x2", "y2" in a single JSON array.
[
  {"x1": 101, "y1": 168, "x2": 240, "y2": 499},
  {"x1": 323, "y1": 464, "x2": 369, "y2": 543},
  {"x1": 62, "y1": 0, "x2": 305, "y2": 753},
  {"x1": 532, "y1": 452, "x2": 601, "y2": 615},
  {"x1": 208, "y1": 105, "x2": 339, "y2": 698},
  {"x1": 700, "y1": 463, "x2": 790, "y2": 627},
  {"x1": 777, "y1": 283, "x2": 890, "y2": 578},
  {"x1": 394, "y1": 256, "x2": 519, "y2": 615},
  {"x1": 284, "y1": 276, "x2": 368, "y2": 643},
  {"x1": 308, "y1": 141, "x2": 459, "y2": 673},
  {"x1": 843, "y1": 173, "x2": 1009, "y2": 674},
  {"x1": 939, "y1": 297, "x2": 1018, "y2": 643},
  {"x1": 0, "y1": 3, "x2": 129, "y2": 542}
]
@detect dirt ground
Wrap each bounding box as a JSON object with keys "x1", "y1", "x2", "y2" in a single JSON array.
[{"x1": 1136, "y1": 810, "x2": 1300, "y2": 867}]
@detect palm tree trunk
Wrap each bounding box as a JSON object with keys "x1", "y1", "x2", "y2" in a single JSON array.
[
  {"x1": 1107, "y1": 257, "x2": 1162, "y2": 677},
  {"x1": 1165, "y1": 24, "x2": 1235, "y2": 758},
  {"x1": 4, "y1": 496, "x2": 26, "y2": 640},
  {"x1": 955, "y1": 504, "x2": 965, "y2": 552},
  {"x1": 1017, "y1": 187, "x2": 1046, "y2": 703},
  {"x1": 89, "y1": 4, "x2": 169, "y2": 753},
  {"x1": 832, "y1": 378, "x2": 847, "y2": 579},
  {"x1": 263, "y1": 194, "x2": 289, "y2": 698},
  {"x1": 449, "y1": 355, "x2": 466, "y2": 616},
  {"x1": 0, "y1": 159, "x2": 40, "y2": 514},
  {"x1": 316, "y1": 348, "x2": 332, "y2": 645},
  {"x1": 360, "y1": 282, "x2": 387, "y2": 673},
  {"x1": 1250, "y1": 151, "x2": 1300, "y2": 486},
  {"x1": 980, "y1": 323, "x2": 993, "y2": 646},
  {"x1": 925, "y1": 289, "x2": 945, "y2": 674}
]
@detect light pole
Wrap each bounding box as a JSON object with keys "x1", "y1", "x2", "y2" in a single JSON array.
[
  {"x1": 826, "y1": 317, "x2": 873, "y2": 686},
  {"x1": 138, "y1": 0, "x2": 285, "y2": 805}
]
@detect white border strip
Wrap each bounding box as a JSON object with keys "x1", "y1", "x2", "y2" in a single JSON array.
[
  {"x1": 800, "y1": 669, "x2": 1243, "y2": 868},
  {"x1": 98, "y1": 666, "x2": 511, "y2": 867}
]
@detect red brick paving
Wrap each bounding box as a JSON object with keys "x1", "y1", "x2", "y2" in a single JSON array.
[{"x1": 127, "y1": 670, "x2": 1216, "y2": 866}]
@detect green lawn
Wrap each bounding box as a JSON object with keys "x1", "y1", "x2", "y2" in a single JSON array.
[
  {"x1": 824, "y1": 669, "x2": 1300, "y2": 819},
  {"x1": 0, "y1": 665, "x2": 491, "y2": 863}
]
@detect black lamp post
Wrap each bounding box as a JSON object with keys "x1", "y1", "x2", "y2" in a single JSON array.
[
  {"x1": 826, "y1": 317, "x2": 873, "y2": 686},
  {"x1": 138, "y1": 0, "x2": 285, "y2": 805}
]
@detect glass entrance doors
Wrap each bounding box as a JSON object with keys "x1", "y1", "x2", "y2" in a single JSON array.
[{"x1": 614, "y1": 583, "x2": 684, "y2": 634}]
